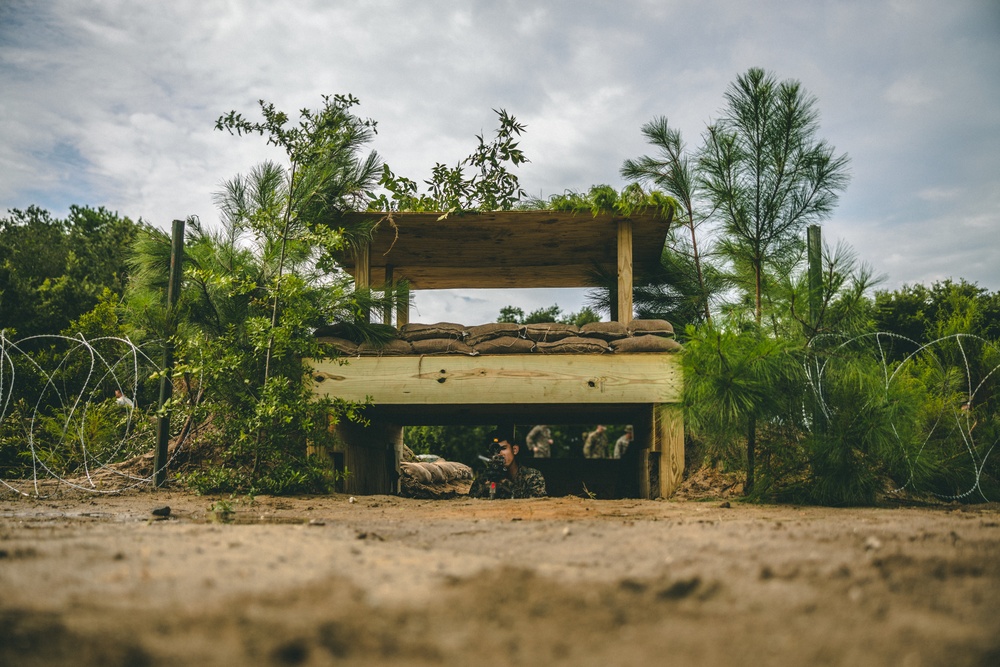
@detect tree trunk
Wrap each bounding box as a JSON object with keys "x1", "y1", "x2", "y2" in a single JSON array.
[{"x1": 745, "y1": 416, "x2": 756, "y2": 496}]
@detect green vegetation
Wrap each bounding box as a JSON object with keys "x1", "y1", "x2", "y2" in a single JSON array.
[
  {"x1": 369, "y1": 108, "x2": 528, "y2": 213},
  {"x1": 496, "y1": 304, "x2": 600, "y2": 327},
  {"x1": 620, "y1": 68, "x2": 998, "y2": 504},
  {"x1": 2, "y1": 75, "x2": 998, "y2": 503},
  {"x1": 0, "y1": 205, "x2": 144, "y2": 340}
]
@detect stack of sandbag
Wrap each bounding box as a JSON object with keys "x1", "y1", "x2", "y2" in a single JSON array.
[
  {"x1": 398, "y1": 322, "x2": 477, "y2": 356},
  {"x1": 611, "y1": 319, "x2": 682, "y2": 353},
  {"x1": 398, "y1": 447, "x2": 474, "y2": 499},
  {"x1": 314, "y1": 319, "x2": 681, "y2": 356}
]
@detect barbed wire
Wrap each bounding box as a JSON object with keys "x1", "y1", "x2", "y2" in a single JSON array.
[
  {"x1": 3, "y1": 329, "x2": 997, "y2": 501},
  {"x1": 807, "y1": 332, "x2": 999, "y2": 502},
  {"x1": 0, "y1": 331, "x2": 186, "y2": 497}
]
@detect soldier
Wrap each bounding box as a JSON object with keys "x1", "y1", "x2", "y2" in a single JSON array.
[
  {"x1": 614, "y1": 425, "x2": 633, "y2": 459},
  {"x1": 114, "y1": 389, "x2": 134, "y2": 409},
  {"x1": 526, "y1": 424, "x2": 553, "y2": 458},
  {"x1": 469, "y1": 426, "x2": 546, "y2": 499},
  {"x1": 583, "y1": 424, "x2": 608, "y2": 458}
]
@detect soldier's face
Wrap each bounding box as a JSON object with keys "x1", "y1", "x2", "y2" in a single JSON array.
[{"x1": 498, "y1": 441, "x2": 517, "y2": 467}]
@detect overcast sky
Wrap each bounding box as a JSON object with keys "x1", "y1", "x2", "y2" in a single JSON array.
[{"x1": 2, "y1": 0, "x2": 998, "y2": 324}]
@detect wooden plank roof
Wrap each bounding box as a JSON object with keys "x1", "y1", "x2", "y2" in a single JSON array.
[{"x1": 333, "y1": 209, "x2": 673, "y2": 290}]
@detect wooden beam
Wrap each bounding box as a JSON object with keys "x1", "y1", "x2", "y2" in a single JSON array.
[
  {"x1": 617, "y1": 219, "x2": 634, "y2": 324},
  {"x1": 396, "y1": 282, "x2": 410, "y2": 327},
  {"x1": 355, "y1": 241, "x2": 371, "y2": 323},
  {"x1": 334, "y1": 210, "x2": 671, "y2": 291},
  {"x1": 353, "y1": 403, "x2": 653, "y2": 426},
  {"x1": 383, "y1": 264, "x2": 394, "y2": 326},
  {"x1": 354, "y1": 264, "x2": 620, "y2": 290},
  {"x1": 310, "y1": 354, "x2": 683, "y2": 405}
]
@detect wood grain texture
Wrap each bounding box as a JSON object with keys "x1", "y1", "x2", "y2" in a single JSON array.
[
  {"x1": 617, "y1": 219, "x2": 633, "y2": 323},
  {"x1": 332, "y1": 210, "x2": 672, "y2": 290},
  {"x1": 653, "y1": 404, "x2": 685, "y2": 498},
  {"x1": 310, "y1": 353, "x2": 683, "y2": 405}
]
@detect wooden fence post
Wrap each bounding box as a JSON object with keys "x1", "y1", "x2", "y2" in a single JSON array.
[{"x1": 154, "y1": 219, "x2": 185, "y2": 487}]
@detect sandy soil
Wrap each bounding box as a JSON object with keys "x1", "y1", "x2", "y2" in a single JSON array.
[{"x1": 1, "y1": 485, "x2": 999, "y2": 667}]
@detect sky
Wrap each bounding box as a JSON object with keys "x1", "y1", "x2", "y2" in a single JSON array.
[{"x1": 2, "y1": 0, "x2": 998, "y2": 324}]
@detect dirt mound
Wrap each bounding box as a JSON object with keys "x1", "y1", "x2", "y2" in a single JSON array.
[{"x1": 672, "y1": 465, "x2": 743, "y2": 500}]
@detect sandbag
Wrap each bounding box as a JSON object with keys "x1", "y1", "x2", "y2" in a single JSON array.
[
  {"x1": 534, "y1": 336, "x2": 610, "y2": 354},
  {"x1": 356, "y1": 339, "x2": 413, "y2": 356},
  {"x1": 315, "y1": 336, "x2": 358, "y2": 356},
  {"x1": 473, "y1": 336, "x2": 535, "y2": 354},
  {"x1": 398, "y1": 322, "x2": 467, "y2": 341},
  {"x1": 434, "y1": 460, "x2": 473, "y2": 481},
  {"x1": 611, "y1": 335, "x2": 683, "y2": 353},
  {"x1": 410, "y1": 338, "x2": 478, "y2": 355},
  {"x1": 465, "y1": 322, "x2": 523, "y2": 346},
  {"x1": 627, "y1": 319, "x2": 675, "y2": 337},
  {"x1": 522, "y1": 322, "x2": 580, "y2": 342},
  {"x1": 421, "y1": 461, "x2": 447, "y2": 484},
  {"x1": 399, "y1": 461, "x2": 432, "y2": 485},
  {"x1": 579, "y1": 321, "x2": 629, "y2": 341}
]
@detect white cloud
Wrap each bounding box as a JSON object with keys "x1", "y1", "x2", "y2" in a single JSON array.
[
  {"x1": 917, "y1": 187, "x2": 962, "y2": 203},
  {"x1": 884, "y1": 75, "x2": 939, "y2": 107},
  {"x1": 2, "y1": 0, "x2": 999, "y2": 326}
]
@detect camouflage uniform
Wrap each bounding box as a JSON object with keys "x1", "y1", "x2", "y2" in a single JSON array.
[
  {"x1": 526, "y1": 424, "x2": 553, "y2": 458},
  {"x1": 469, "y1": 466, "x2": 547, "y2": 499},
  {"x1": 614, "y1": 434, "x2": 632, "y2": 459},
  {"x1": 583, "y1": 428, "x2": 609, "y2": 459}
]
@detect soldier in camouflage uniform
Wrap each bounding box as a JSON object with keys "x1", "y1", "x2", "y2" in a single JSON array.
[
  {"x1": 583, "y1": 424, "x2": 609, "y2": 458},
  {"x1": 469, "y1": 427, "x2": 547, "y2": 499},
  {"x1": 526, "y1": 424, "x2": 553, "y2": 458},
  {"x1": 613, "y1": 425, "x2": 633, "y2": 459}
]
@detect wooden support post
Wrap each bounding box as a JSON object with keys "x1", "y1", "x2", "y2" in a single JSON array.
[
  {"x1": 396, "y1": 282, "x2": 410, "y2": 328},
  {"x1": 617, "y1": 219, "x2": 634, "y2": 324},
  {"x1": 651, "y1": 403, "x2": 684, "y2": 498},
  {"x1": 632, "y1": 406, "x2": 654, "y2": 500},
  {"x1": 335, "y1": 420, "x2": 403, "y2": 495},
  {"x1": 383, "y1": 264, "x2": 394, "y2": 326},
  {"x1": 355, "y1": 241, "x2": 371, "y2": 323}
]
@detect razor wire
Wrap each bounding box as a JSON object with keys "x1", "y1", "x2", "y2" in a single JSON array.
[
  {"x1": 806, "y1": 332, "x2": 1000, "y2": 502},
  {"x1": 3, "y1": 328, "x2": 998, "y2": 501},
  {"x1": 0, "y1": 330, "x2": 191, "y2": 497}
]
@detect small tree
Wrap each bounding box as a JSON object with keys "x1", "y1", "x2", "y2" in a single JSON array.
[
  {"x1": 699, "y1": 68, "x2": 851, "y2": 325},
  {"x1": 216, "y1": 94, "x2": 382, "y2": 382},
  {"x1": 371, "y1": 109, "x2": 528, "y2": 213},
  {"x1": 689, "y1": 68, "x2": 851, "y2": 494},
  {"x1": 119, "y1": 95, "x2": 385, "y2": 494},
  {"x1": 622, "y1": 117, "x2": 717, "y2": 325}
]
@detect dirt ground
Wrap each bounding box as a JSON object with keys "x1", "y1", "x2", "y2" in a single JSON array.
[{"x1": 1, "y1": 484, "x2": 999, "y2": 667}]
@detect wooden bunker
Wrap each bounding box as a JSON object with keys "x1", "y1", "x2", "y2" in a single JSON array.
[{"x1": 309, "y1": 209, "x2": 684, "y2": 498}]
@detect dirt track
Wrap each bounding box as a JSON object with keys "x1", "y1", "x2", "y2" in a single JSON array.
[{"x1": 1, "y1": 487, "x2": 999, "y2": 666}]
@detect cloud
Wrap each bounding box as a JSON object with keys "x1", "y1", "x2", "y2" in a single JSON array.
[
  {"x1": 2, "y1": 0, "x2": 999, "y2": 325},
  {"x1": 884, "y1": 75, "x2": 939, "y2": 108}
]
